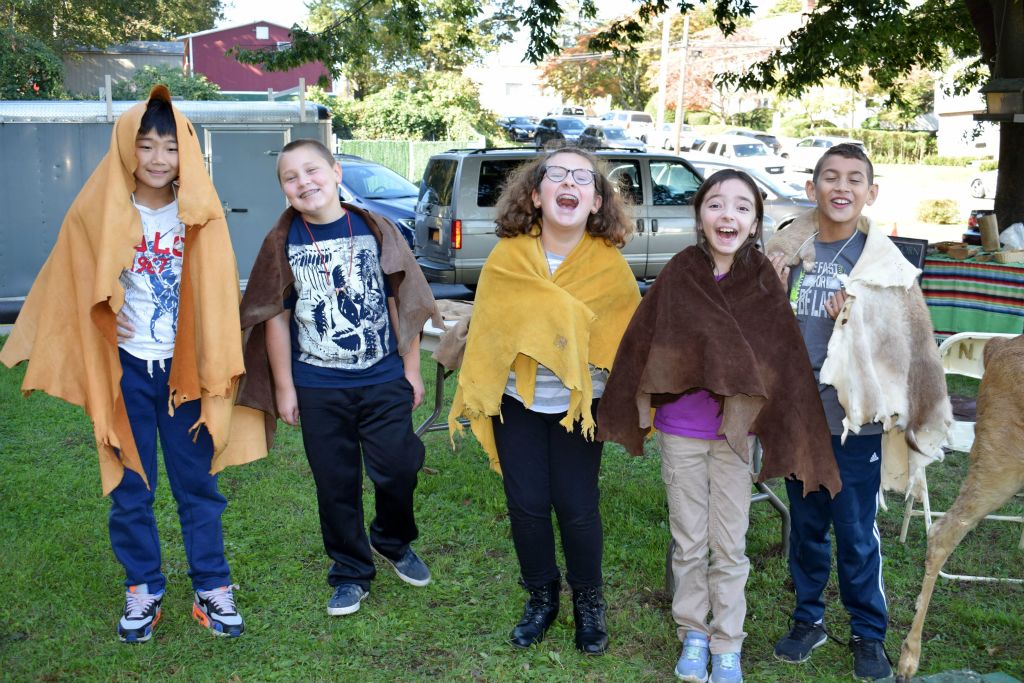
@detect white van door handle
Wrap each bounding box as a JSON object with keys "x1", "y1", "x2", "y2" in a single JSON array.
[
  {"x1": 651, "y1": 219, "x2": 659, "y2": 233},
  {"x1": 636, "y1": 219, "x2": 644, "y2": 233}
]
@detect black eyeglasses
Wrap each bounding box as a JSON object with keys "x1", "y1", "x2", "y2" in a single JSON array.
[{"x1": 543, "y1": 165, "x2": 597, "y2": 185}]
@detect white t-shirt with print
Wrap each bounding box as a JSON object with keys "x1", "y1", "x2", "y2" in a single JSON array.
[{"x1": 118, "y1": 199, "x2": 185, "y2": 360}]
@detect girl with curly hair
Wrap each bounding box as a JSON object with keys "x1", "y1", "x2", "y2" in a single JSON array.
[{"x1": 449, "y1": 146, "x2": 641, "y2": 655}]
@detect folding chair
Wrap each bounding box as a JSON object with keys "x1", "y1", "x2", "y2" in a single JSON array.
[
  {"x1": 898, "y1": 332, "x2": 1023, "y2": 583},
  {"x1": 665, "y1": 439, "x2": 790, "y2": 591}
]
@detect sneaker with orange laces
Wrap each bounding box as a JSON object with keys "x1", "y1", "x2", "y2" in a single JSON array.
[{"x1": 192, "y1": 584, "x2": 244, "y2": 637}]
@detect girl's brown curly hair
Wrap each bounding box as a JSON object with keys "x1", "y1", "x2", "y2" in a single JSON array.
[{"x1": 493, "y1": 146, "x2": 632, "y2": 247}]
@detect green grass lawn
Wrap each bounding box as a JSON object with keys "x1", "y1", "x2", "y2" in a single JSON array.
[{"x1": 1, "y1": 342, "x2": 1021, "y2": 682}]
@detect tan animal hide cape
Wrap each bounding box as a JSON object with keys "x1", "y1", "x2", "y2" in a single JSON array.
[
  {"x1": 237, "y1": 205, "x2": 442, "y2": 449},
  {"x1": 0, "y1": 86, "x2": 267, "y2": 495},
  {"x1": 765, "y1": 210, "x2": 952, "y2": 498},
  {"x1": 597, "y1": 246, "x2": 841, "y2": 497}
]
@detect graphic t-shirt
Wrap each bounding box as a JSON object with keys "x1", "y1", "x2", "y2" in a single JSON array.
[
  {"x1": 789, "y1": 230, "x2": 882, "y2": 436},
  {"x1": 118, "y1": 199, "x2": 184, "y2": 360},
  {"x1": 286, "y1": 211, "x2": 402, "y2": 388}
]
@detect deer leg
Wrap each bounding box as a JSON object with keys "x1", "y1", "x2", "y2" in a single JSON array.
[{"x1": 896, "y1": 458, "x2": 1023, "y2": 681}]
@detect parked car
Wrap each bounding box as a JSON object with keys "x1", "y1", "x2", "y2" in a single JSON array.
[
  {"x1": 334, "y1": 154, "x2": 417, "y2": 248},
  {"x1": 657, "y1": 122, "x2": 701, "y2": 151},
  {"x1": 969, "y1": 169, "x2": 997, "y2": 199},
  {"x1": 684, "y1": 157, "x2": 816, "y2": 230},
  {"x1": 497, "y1": 115, "x2": 538, "y2": 143},
  {"x1": 599, "y1": 110, "x2": 656, "y2": 143},
  {"x1": 546, "y1": 105, "x2": 586, "y2": 116},
  {"x1": 693, "y1": 134, "x2": 786, "y2": 176},
  {"x1": 534, "y1": 116, "x2": 588, "y2": 148},
  {"x1": 782, "y1": 135, "x2": 866, "y2": 173},
  {"x1": 724, "y1": 128, "x2": 782, "y2": 155},
  {"x1": 964, "y1": 208, "x2": 995, "y2": 245},
  {"x1": 578, "y1": 125, "x2": 646, "y2": 151},
  {"x1": 413, "y1": 148, "x2": 777, "y2": 287}
]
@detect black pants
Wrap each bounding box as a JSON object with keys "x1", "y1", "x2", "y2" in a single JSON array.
[
  {"x1": 297, "y1": 377, "x2": 425, "y2": 589},
  {"x1": 492, "y1": 394, "x2": 604, "y2": 590}
]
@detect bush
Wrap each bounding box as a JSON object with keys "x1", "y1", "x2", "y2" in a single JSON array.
[
  {"x1": 110, "y1": 65, "x2": 221, "y2": 100},
  {"x1": 687, "y1": 111, "x2": 713, "y2": 125},
  {"x1": 920, "y1": 156, "x2": 976, "y2": 167},
  {"x1": 917, "y1": 199, "x2": 959, "y2": 224},
  {"x1": 729, "y1": 107, "x2": 774, "y2": 130},
  {"x1": 815, "y1": 126, "x2": 936, "y2": 164},
  {"x1": 980, "y1": 160, "x2": 999, "y2": 172},
  {"x1": 0, "y1": 27, "x2": 65, "y2": 99}
]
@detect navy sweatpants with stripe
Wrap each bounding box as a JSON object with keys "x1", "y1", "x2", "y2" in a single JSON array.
[{"x1": 784, "y1": 433, "x2": 888, "y2": 641}]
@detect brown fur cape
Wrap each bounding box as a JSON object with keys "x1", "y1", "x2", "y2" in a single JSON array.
[
  {"x1": 597, "y1": 246, "x2": 841, "y2": 497},
  {"x1": 237, "y1": 204, "x2": 442, "y2": 449}
]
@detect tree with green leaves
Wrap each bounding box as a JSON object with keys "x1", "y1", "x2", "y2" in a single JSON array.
[
  {"x1": 234, "y1": 0, "x2": 516, "y2": 100},
  {"x1": 2, "y1": 0, "x2": 223, "y2": 51},
  {"x1": 539, "y1": 29, "x2": 655, "y2": 111},
  {"x1": 110, "y1": 65, "x2": 222, "y2": 101},
  {"x1": 0, "y1": 27, "x2": 66, "y2": 99}
]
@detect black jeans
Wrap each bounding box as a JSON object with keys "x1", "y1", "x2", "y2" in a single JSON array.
[
  {"x1": 492, "y1": 394, "x2": 604, "y2": 589},
  {"x1": 297, "y1": 377, "x2": 425, "y2": 589}
]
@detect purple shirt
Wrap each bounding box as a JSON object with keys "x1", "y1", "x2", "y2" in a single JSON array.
[{"x1": 653, "y1": 271, "x2": 727, "y2": 440}]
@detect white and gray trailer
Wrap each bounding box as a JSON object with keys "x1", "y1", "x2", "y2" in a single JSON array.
[{"x1": 0, "y1": 99, "x2": 331, "y2": 322}]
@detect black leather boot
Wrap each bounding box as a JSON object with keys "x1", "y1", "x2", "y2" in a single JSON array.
[
  {"x1": 509, "y1": 578, "x2": 560, "y2": 648},
  {"x1": 572, "y1": 585, "x2": 608, "y2": 655}
]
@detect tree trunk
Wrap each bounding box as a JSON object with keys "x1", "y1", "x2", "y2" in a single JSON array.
[{"x1": 995, "y1": 123, "x2": 1024, "y2": 230}]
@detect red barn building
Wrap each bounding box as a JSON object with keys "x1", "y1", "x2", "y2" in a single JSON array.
[{"x1": 179, "y1": 22, "x2": 332, "y2": 95}]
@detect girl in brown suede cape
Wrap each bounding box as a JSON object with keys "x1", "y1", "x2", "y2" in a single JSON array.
[{"x1": 598, "y1": 169, "x2": 837, "y2": 683}]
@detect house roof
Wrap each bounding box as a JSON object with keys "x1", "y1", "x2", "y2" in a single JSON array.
[
  {"x1": 69, "y1": 41, "x2": 184, "y2": 55},
  {"x1": 176, "y1": 21, "x2": 294, "y2": 40}
]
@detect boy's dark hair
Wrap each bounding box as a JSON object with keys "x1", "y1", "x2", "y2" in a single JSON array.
[
  {"x1": 277, "y1": 139, "x2": 336, "y2": 180},
  {"x1": 812, "y1": 142, "x2": 874, "y2": 184},
  {"x1": 693, "y1": 168, "x2": 764, "y2": 273},
  {"x1": 138, "y1": 97, "x2": 177, "y2": 138},
  {"x1": 493, "y1": 145, "x2": 632, "y2": 247}
]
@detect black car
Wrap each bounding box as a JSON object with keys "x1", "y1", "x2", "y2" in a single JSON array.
[
  {"x1": 497, "y1": 115, "x2": 538, "y2": 143},
  {"x1": 534, "y1": 116, "x2": 588, "y2": 148},
  {"x1": 334, "y1": 154, "x2": 417, "y2": 248},
  {"x1": 725, "y1": 129, "x2": 783, "y2": 155}
]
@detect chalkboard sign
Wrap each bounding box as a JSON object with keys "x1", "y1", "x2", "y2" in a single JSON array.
[{"x1": 889, "y1": 236, "x2": 929, "y2": 271}]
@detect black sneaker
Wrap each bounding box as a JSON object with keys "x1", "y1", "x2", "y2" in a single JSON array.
[
  {"x1": 774, "y1": 621, "x2": 827, "y2": 663},
  {"x1": 118, "y1": 584, "x2": 163, "y2": 643},
  {"x1": 850, "y1": 636, "x2": 892, "y2": 680}
]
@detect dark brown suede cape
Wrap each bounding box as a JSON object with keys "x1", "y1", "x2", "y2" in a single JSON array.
[
  {"x1": 237, "y1": 204, "x2": 442, "y2": 449},
  {"x1": 597, "y1": 246, "x2": 841, "y2": 497}
]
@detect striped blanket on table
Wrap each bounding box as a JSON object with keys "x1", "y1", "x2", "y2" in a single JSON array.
[{"x1": 922, "y1": 254, "x2": 1024, "y2": 343}]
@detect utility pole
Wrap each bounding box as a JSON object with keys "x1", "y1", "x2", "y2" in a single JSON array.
[
  {"x1": 671, "y1": 14, "x2": 691, "y2": 153},
  {"x1": 655, "y1": 11, "x2": 672, "y2": 132}
]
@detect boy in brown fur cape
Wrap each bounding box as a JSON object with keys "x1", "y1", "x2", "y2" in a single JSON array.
[{"x1": 766, "y1": 144, "x2": 950, "y2": 681}]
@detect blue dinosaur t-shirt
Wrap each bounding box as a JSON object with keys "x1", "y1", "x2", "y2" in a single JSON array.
[{"x1": 285, "y1": 210, "x2": 402, "y2": 388}]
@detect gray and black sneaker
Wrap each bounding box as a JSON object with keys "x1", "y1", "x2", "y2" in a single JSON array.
[
  {"x1": 118, "y1": 583, "x2": 163, "y2": 643},
  {"x1": 774, "y1": 621, "x2": 827, "y2": 663},
  {"x1": 192, "y1": 585, "x2": 244, "y2": 637},
  {"x1": 372, "y1": 545, "x2": 431, "y2": 587},
  {"x1": 850, "y1": 636, "x2": 892, "y2": 680}
]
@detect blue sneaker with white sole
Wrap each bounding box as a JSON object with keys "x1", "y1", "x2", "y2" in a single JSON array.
[
  {"x1": 372, "y1": 545, "x2": 431, "y2": 587},
  {"x1": 711, "y1": 652, "x2": 743, "y2": 683},
  {"x1": 675, "y1": 630, "x2": 710, "y2": 682}
]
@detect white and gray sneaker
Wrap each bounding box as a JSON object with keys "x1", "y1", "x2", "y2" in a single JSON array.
[
  {"x1": 192, "y1": 584, "x2": 244, "y2": 637},
  {"x1": 118, "y1": 583, "x2": 163, "y2": 643}
]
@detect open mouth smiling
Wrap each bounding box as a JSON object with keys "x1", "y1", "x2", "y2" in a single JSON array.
[{"x1": 556, "y1": 193, "x2": 579, "y2": 209}]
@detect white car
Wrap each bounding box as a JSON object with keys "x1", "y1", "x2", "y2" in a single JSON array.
[
  {"x1": 969, "y1": 169, "x2": 998, "y2": 198},
  {"x1": 656, "y1": 122, "x2": 701, "y2": 151},
  {"x1": 782, "y1": 135, "x2": 866, "y2": 173},
  {"x1": 692, "y1": 134, "x2": 786, "y2": 176}
]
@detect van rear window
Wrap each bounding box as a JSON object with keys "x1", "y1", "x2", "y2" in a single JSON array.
[
  {"x1": 631, "y1": 114, "x2": 653, "y2": 123},
  {"x1": 478, "y1": 159, "x2": 531, "y2": 207},
  {"x1": 419, "y1": 159, "x2": 457, "y2": 206}
]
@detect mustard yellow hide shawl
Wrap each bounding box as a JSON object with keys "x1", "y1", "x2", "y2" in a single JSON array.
[
  {"x1": 0, "y1": 86, "x2": 266, "y2": 495},
  {"x1": 448, "y1": 233, "x2": 641, "y2": 469}
]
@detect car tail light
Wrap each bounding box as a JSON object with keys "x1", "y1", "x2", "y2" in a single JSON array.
[{"x1": 451, "y1": 219, "x2": 462, "y2": 250}]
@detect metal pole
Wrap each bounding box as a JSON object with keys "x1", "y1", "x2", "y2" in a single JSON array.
[
  {"x1": 671, "y1": 15, "x2": 690, "y2": 153},
  {"x1": 655, "y1": 12, "x2": 672, "y2": 133}
]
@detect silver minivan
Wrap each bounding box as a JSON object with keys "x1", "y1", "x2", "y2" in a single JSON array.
[{"x1": 413, "y1": 148, "x2": 775, "y2": 287}]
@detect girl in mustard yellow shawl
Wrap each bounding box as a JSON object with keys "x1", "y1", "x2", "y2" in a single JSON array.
[
  {"x1": 449, "y1": 147, "x2": 640, "y2": 655},
  {"x1": 0, "y1": 88, "x2": 264, "y2": 644}
]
